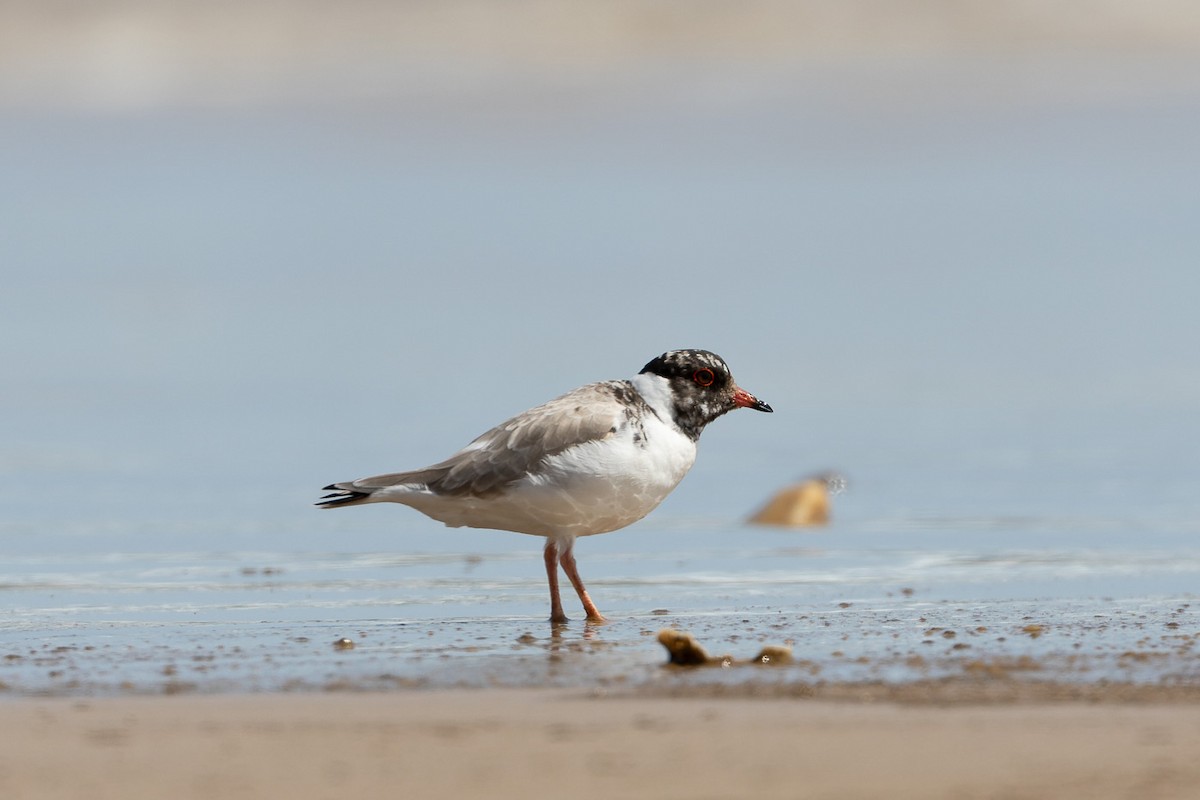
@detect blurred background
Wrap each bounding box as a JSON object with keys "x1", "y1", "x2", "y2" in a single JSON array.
[{"x1": 3, "y1": 0, "x2": 1200, "y2": 553}]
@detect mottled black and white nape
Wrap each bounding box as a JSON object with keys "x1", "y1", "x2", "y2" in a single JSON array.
[{"x1": 318, "y1": 349, "x2": 772, "y2": 624}]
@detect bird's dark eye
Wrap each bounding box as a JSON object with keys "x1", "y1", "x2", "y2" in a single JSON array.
[{"x1": 693, "y1": 368, "x2": 715, "y2": 387}]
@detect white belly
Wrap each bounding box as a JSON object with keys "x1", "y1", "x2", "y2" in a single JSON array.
[{"x1": 394, "y1": 420, "x2": 697, "y2": 538}]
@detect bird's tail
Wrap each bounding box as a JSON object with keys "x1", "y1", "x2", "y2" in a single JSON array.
[{"x1": 315, "y1": 483, "x2": 374, "y2": 508}]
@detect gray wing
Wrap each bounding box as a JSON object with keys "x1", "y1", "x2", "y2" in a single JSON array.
[{"x1": 343, "y1": 381, "x2": 639, "y2": 497}]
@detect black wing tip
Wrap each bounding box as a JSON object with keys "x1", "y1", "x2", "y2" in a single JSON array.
[{"x1": 315, "y1": 488, "x2": 370, "y2": 508}]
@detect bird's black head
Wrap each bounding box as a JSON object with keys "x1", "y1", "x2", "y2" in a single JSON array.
[{"x1": 639, "y1": 349, "x2": 772, "y2": 439}]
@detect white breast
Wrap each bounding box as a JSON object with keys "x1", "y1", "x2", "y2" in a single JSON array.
[
  {"x1": 395, "y1": 379, "x2": 697, "y2": 538},
  {"x1": 524, "y1": 409, "x2": 697, "y2": 536}
]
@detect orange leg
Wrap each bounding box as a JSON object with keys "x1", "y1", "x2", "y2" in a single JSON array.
[
  {"x1": 543, "y1": 539, "x2": 568, "y2": 624},
  {"x1": 558, "y1": 540, "x2": 606, "y2": 623}
]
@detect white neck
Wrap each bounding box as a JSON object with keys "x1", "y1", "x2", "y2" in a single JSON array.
[{"x1": 630, "y1": 372, "x2": 676, "y2": 421}]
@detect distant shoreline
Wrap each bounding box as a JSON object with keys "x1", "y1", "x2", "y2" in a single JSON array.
[{"x1": 5, "y1": 2, "x2": 1200, "y2": 112}]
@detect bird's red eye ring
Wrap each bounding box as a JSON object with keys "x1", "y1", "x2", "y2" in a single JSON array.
[{"x1": 693, "y1": 368, "x2": 715, "y2": 387}]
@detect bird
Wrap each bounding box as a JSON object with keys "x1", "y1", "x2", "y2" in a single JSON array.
[{"x1": 317, "y1": 349, "x2": 772, "y2": 624}]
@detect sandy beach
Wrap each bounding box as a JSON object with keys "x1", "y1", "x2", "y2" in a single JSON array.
[{"x1": 5, "y1": 688, "x2": 1200, "y2": 800}]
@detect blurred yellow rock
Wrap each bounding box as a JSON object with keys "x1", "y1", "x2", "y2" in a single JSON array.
[
  {"x1": 656, "y1": 629, "x2": 713, "y2": 666},
  {"x1": 748, "y1": 476, "x2": 838, "y2": 527}
]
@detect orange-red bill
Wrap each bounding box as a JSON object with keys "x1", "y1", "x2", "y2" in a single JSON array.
[{"x1": 733, "y1": 387, "x2": 773, "y2": 413}]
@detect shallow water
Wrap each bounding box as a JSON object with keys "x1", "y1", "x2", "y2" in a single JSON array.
[{"x1": 4, "y1": 515, "x2": 1198, "y2": 695}]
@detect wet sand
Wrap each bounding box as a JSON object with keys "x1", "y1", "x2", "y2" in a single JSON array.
[{"x1": 5, "y1": 688, "x2": 1200, "y2": 800}]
